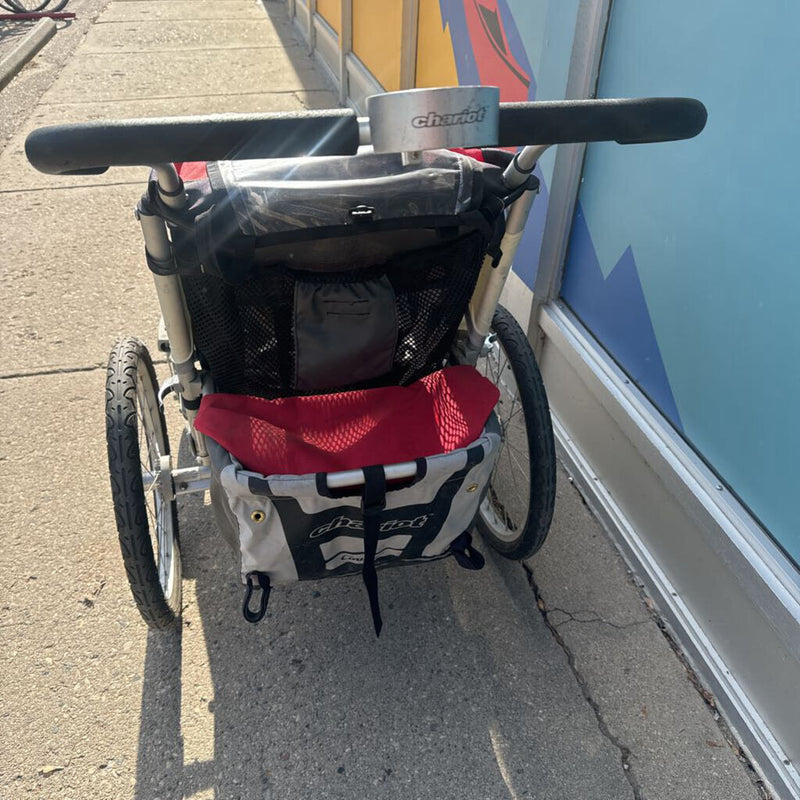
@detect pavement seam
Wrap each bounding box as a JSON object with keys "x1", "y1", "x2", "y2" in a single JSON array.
[
  {"x1": 555, "y1": 481, "x2": 775, "y2": 798},
  {"x1": 94, "y1": 17, "x2": 274, "y2": 25},
  {"x1": 292, "y1": 90, "x2": 310, "y2": 109},
  {"x1": 80, "y1": 43, "x2": 306, "y2": 54},
  {"x1": 81, "y1": 45, "x2": 294, "y2": 54},
  {"x1": 35, "y1": 88, "x2": 336, "y2": 109},
  {"x1": 525, "y1": 554, "x2": 773, "y2": 800},
  {"x1": 0, "y1": 181, "x2": 143, "y2": 195},
  {"x1": 522, "y1": 562, "x2": 643, "y2": 800},
  {"x1": 0, "y1": 360, "x2": 168, "y2": 380},
  {"x1": 35, "y1": 88, "x2": 319, "y2": 105}
]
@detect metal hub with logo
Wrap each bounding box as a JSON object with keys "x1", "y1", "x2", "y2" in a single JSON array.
[{"x1": 366, "y1": 86, "x2": 499, "y2": 153}]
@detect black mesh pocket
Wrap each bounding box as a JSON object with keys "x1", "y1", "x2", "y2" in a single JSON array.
[
  {"x1": 182, "y1": 269, "x2": 296, "y2": 396},
  {"x1": 181, "y1": 230, "x2": 486, "y2": 397},
  {"x1": 389, "y1": 232, "x2": 485, "y2": 385}
]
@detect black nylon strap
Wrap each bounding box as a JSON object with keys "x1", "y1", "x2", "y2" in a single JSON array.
[
  {"x1": 361, "y1": 465, "x2": 387, "y2": 637},
  {"x1": 450, "y1": 531, "x2": 486, "y2": 571},
  {"x1": 242, "y1": 571, "x2": 271, "y2": 623}
]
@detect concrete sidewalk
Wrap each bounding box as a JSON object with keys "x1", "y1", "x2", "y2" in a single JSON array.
[{"x1": 0, "y1": 2, "x2": 767, "y2": 799}]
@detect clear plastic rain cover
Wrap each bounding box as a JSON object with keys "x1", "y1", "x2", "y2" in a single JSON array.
[{"x1": 210, "y1": 150, "x2": 480, "y2": 237}]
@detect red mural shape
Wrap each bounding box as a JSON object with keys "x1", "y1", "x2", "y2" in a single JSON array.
[{"x1": 464, "y1": 0, "x2": 530, "y2": 101}]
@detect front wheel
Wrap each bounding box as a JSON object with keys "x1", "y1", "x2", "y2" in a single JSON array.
[
  {"x1": 106, "y1": 338, "x2": 181, "y2": 629},
  {"x1": 475, "y1": 305, "x2": 556, "y2": 560}
]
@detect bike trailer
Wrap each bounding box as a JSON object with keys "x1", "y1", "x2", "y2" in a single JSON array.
[
  {"x1": 146, "y1": 148, "x2": 518, "y2": 632},
  {"x1": 26, "y1": 89, "x2": 707, "y2": 632}
]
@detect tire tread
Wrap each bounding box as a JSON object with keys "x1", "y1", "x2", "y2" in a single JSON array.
[{"x1": 106, "y1": 338, "x2": 180, "y2": 630}]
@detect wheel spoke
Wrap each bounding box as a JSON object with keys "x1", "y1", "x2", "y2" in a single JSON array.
[
  {"x1": 138, "y1": 408, "x2": 148, "y2": 470},
  {"x1": 503, "y1": 388, "x2": 520, "y2": 430},
  {"x1": 157, "y1": 500, "x2": 170, "y2": 590},
  {"x1": 504, "y1": 446, "x2": 527, "y2": 475},
  {"x1": 139, "y1": 368, "x2": 173, "y2": 597},
  {"x1": 489, "y1": 438, "x2": 507, "y2": 482},
  {"x1": 142, "y1": 472, "x2": 159, "y2": 499},
  {"x1": 504, "y1": 439, "x2": 529, "y2": 461},
  {"x1": 504, "y1": 439, "x2": 522, "y2": 495},
  {"x1": 506, "y1": 404, "x2": 525, "y2": 423},
  {"x1": 144, "y1": 492, "x2": 157, "y2": 521}
]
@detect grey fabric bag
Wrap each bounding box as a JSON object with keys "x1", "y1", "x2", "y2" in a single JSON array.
[{"x1": 206, "y1": 416, "x2": 500, "y2": 632}]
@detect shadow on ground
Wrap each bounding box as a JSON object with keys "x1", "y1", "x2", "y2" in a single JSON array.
[
  {"x1": 127, "y1": 6, "x2": 627, "y2": 798},
  {"x1": 0, "y1": 20, "x2": 34, "y2": 44},
  {"x1": 132, "y1": 433, "x2": 628, "y2": 800}
]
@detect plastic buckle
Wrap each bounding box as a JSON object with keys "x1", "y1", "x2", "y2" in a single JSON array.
[{"x1": 348, "y1": 204, "x2": 375, "y2": 222}]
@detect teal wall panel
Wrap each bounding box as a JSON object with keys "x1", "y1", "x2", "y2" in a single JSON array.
[{"x1": 561, "y1": 1, "x2": 800, "y2": 566}]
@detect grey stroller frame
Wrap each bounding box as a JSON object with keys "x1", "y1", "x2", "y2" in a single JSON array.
[{"x1": 26, "y1": 86, "x2": 707, "y2": 631}]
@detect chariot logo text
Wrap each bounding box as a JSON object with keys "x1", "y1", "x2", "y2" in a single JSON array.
[
  {"x1": 411, "y1": 106, "x2": 488, "y2": 129},
  {"x1": 309, "y1": 514, "x2": 431, "y2": 539}
]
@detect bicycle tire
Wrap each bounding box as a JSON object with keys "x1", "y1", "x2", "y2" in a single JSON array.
[
  {"x1": 106, "y1": 337, "x2": 181, "y2": 629},
  {"x1": 475, "y1": 304, "x2": 556, "y2": 559},
  {"x1": 4, "y1": 0, "x2": 54, "y2": 12}
]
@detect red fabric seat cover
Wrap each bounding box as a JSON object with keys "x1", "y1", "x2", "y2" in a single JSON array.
[
  {"x1": 194, "y1": 366, "x2": 499, "y2": 476},
  {"x1": 175, "y1": 161, "x2": 209, "y2": 181}
]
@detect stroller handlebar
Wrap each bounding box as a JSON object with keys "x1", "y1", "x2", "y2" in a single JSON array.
[
  {"x1": 24, "y1": 109, "x2": 362, "y2": 176},
  {"x1": 25, "y1": 96, "x2": 706, "y2": 177},
  {"x1": 499, "y1": 97, "x2": 706, "y2": 146}
]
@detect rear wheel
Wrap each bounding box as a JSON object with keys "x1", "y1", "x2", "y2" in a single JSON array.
[
  {"x1": 475, "y1": 304, "x2": 556, "y2": 559},
  {"x1": 106, "y1": 338, "x2": 181, "y2": 629}
]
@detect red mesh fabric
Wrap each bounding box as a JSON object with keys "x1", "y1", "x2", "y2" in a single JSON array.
[{"x1": 194, "y1": 366, "x2": 499, "y2": 475}]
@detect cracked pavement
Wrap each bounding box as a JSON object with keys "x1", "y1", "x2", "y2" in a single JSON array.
[
  {"x1": 527, "y1": 471, "x2": 769, "y2": 800},
  {"x1": 0, "y1": 1, "x2": 766, "y2": 798}
]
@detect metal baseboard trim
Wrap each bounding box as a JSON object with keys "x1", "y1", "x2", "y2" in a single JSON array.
[
  {"x1": 553, "y1": 414, "x2": 798, "y2": 800},
  {"x1": 289, "y1": 6, "x2": 340, "y2": 100},
  {"x1": 311, "y1": 14, "x2": 340, "y2": 87},
  {"x1": 344, "y1": 52, "x2": 384, "y2": 114},
  {"x1": 288, "y1": 3, "x2": 381, "y2": 114}
]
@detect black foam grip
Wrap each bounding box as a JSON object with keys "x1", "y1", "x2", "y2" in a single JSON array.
[
  {"x1": 25, "y1": 109, "x2": 360, "y2": 175},
  {"x1": 498, "y1": 97, "x2": 707, "y2": 146}
]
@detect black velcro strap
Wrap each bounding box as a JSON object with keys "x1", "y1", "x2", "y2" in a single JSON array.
[
  {"x1": 242, "y1": 571, "x2": 271, "y2": 623},
  {"x1": 361, "y1": 465, "x2": 387, "y2": 637},
  {"x1": 144, "y1": 249, "x2": 178, "y2": 276},
  {"x1": 181, "y1": 395, "x2": 202, "y2": 411},
  {"x1": 157, "y1": 177, "x2": 185, "y2": 198},
  {"x1": 450, "y1": 531, "x2": 486, "y2": 571},
  {"x1": 502, "y1": 174, "x2": 541, "y2": 208}
]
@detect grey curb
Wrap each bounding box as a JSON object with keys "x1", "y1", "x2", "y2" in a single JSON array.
[{"x1": 0, "y1": 18, "x2": 57, "y2": 92}]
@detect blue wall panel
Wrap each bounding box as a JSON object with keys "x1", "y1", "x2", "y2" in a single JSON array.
[{"x1": 561, "y1": 1, "x2": 800, "y2": 566}]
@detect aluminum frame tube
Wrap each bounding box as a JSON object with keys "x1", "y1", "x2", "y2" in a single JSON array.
[{"x1": 465, "y1": 188, "x2": 539, "y2": 359}]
